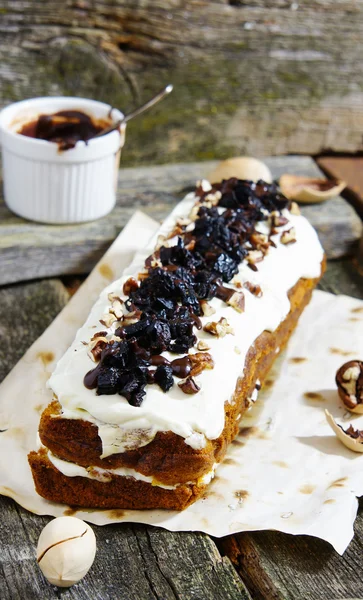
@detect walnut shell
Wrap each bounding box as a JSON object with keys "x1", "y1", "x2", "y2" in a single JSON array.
[
  {"x1": 37, "y1": 517, "x2": 96, "y2": 587},
  {"x1": 325, "y1": 410, "x2": 363, "y2": 453},
  {"x1": 279, "y1": 174, "x2": 346, "y2": 204}
]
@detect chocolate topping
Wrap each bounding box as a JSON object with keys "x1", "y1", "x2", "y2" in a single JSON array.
[
  {"x1": 150, "y1": 355, "x2": 170, "y2": 367},
  {"x1": 18, "y1": 110, "x2": 111, "y2": 151},
  {"x1": 84, "y1": 363, "x2": 103, "y2": 389},
  {"x1": 171, "y1": 356, "x2": 192, "y2": 378}
]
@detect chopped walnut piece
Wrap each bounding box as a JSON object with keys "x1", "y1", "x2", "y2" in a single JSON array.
[
  {"x1": 137, "y1": 270, "x2": 149, "y2": 281},
  {"x1": 123, "y1": 310, "x2": 142, "y2": 325},
  {"x1": 246, "y1": 249, "x2": 264, "y2": 265},
  {"x1": 178, "y1": 376, "x2": 200, "y2": 395},
  {"x1": 290, "y1": 201, "x2": 301, "y2": 216},
  {"x1": 244, "y1": 281, "x2": 263, "y2": 298},
  {"x1": 250, "y1": 232, "x2": 269, "y2": 251},
  {"x1": 280, "y1": 227, "x2": 297, "y2": 245},
  {"x1": 91, "y1": 331, "x2": 108, "y2": 340},
  {"x1": 176, "y1": 216, "x2": 192, "y2": 227},
  {"x1": 197, "y1": 339, "x2": 211, "y2": 351},
  {"x1": 88, "y1": 337, "x2": 108, "y2": 362},
  {"x1": 272, "y1": 215, "x2": 289, "y2": 228},
  {"x1": 109, "y1": 299, "x2": 124, "y2": 320},
  {"x1": 247, "y1": 263, "x2": 258, "y2": 272},
  {"x1": 155, "y1": 234, "x2": 167, "y2": 250},
  {"x1": 200, "y1": 300, "x2": 216, "y2": 317},
  {"x1": 123, "y1": 277, "x2": 139, "y2": 296},
  {"x1": 166, "y1": 226, "x2": 184, "y2": 240},
  {"x1": 107, "y1": 292, "x2": 122, "y2": 303},
  {"x1": 227, "y1": 291, "x2": 245, "y2": 313},
  {"x1": 189, "y1": 202, "x2": 202, "y2": 221},
  {"x1": 204, "y1": 317, "x2": 235, "y2": 338},
  {"x1": 88, "y1": 334, "x2": 121, "y2": 362},
  {"x1": 100, "y1": 313, "x2": 117, "y2": 328},
  {"x1": 190, "y1": 352, "x2": 215, "y2": 376},
  {"x1": 196, "y1": 179, "x2": 212, "y2": 193},
  {"x1": 232, "y1": 277, "x2": 243, "y2": 289},
  {"x1": 202, "y1": 190, "x2": 222, "y2": 207}
]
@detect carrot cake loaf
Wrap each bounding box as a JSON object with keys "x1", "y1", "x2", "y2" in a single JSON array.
[{"x1": 29, "y1": 177, "x2": 325, "y2": 510}]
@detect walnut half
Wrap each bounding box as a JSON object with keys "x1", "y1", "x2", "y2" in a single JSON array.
[{"x1": 336, "y1": 360, "x2": 363, "y2": 412}]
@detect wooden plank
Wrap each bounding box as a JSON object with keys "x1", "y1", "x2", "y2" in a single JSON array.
[
  {"x1": 1, "y1": 2, "x2": 363, "y2": 164},
  {"x1": 0, "y1": 156, "x2": 361, "y2": 285},
  {"x1": 0, "y1": 280, "x2": 250, "y2": 600},
  {"x1": 0, "y1": 279, "x2": 69, "y2": 383},
  {"x1": 0, "y1": 498, "x2": 250, "y2": 600},
  {"x1": 219, "y1": 513, "x2": 363, "y2": 600},
  {"x1": 317, "y1": 156, "x2": 363, "y2": 218}
]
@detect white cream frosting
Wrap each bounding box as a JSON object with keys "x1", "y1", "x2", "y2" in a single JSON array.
[
  {"x1": 47, "y1": 450, "x2": 176, "y2": 489},
  {"x1": 47, "y1": 450, "x2": 217, "y2": 490},
  {"x1": 48, "y1": 188, "x2": 324, "y2": 457}
]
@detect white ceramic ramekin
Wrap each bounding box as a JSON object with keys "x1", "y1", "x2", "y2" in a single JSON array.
[{"x1": 0, "y1": 97, "x2": 125, "y2": 223}]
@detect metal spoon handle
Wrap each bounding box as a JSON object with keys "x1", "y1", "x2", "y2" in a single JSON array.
[
  {"x1": 123, "y1": 84, "x2": 173, "y2": 124},
  {"x1": 94, "y1": 84, "x2": 173, "y2": 138}
]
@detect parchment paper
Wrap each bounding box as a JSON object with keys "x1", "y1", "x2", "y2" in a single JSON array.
[{"x1": 1, "y1": 211, "x2": 363, "y2": 555}]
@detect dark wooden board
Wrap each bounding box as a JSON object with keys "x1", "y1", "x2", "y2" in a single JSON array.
[{"x1": 0, "y1": 156, "x2": 361, "y2": 285}]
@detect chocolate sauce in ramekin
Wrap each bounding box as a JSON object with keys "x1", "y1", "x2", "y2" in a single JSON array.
[{"x1": 18, "y1": 110, "x2": 111, "y2": 151}]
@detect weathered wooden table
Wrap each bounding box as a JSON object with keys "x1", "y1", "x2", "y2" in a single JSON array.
[{"x1": 1, "y1": 157, "x2": 363, "y2": 600}]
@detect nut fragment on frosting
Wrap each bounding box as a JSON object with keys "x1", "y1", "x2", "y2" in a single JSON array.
[
  {"x1": 246, "y1": 249, "x2": 264, "y2": 265},
  {"x1": 37, "y1": 517, "x2": 96, "y2": 588},
  {"x1": 190, "y1": 352, "x2": 214, "y2": 376},
  {"x1": 280, "y1": 227, "x2": 297, "y2": 245},
  {"x1": 244, "y1": 281, "x2": 263, "y2": 298},
  {"x1": 200, "y1": 300, "x2": 216, "y2": 316},
  {"x1": 204, "y1": 317, "x2": 234, "y2": 338},
  {"x1": 99, "y1": 312, "x2": 117, "y2": 328},
  {"x1": 178, "y1": 376, "x2": 200, "y2": 394},
  {"x1": 197, "y1": 339, "x2": 211, "y2": 351},
  {"x1": 336, "y1": 360, "x2": 363, "y2": 412},
  {"x1": 109, "y1": 299, "x2": 124, "y2": 320},
  {"x1": 290, "y1": 201, "x2": 301, "y2": 215},
  {"x1": 227, "y1": 290, "x2": 245, "y2": 313}
]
